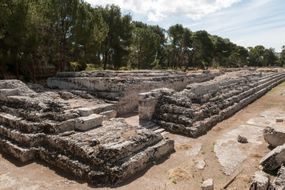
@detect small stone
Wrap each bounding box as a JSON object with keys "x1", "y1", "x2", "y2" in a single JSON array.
[
  {"x1": 195, "y1": 159, "x2": 206, "y2": 170},
  {"x1": 237, "y1": 135, "x2": 248, "y2": 144},
  {"x1": 276, "y1": 118, "x2": 284, "y2": 123},
  {"x1": 201, "y1": 178, "x2": 214, "y2": 190},
  {"x1": 90, "y1": 138, "x2": 100, "y2": 146}
]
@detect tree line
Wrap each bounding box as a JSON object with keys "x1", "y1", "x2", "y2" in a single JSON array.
[{"x1": 1, "y1": 0, "x2": 285, "y2": 80}]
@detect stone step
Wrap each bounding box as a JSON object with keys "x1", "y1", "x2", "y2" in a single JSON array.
[
  {"x1": 0, "y1": 89, "x2": 20, "y2": 96},
  {"x1": 0, "y1": 119, "x2": 174, "y2": 186},
  {"x1": 0, "y1": 112, "x2": 75, "y2": 134},
  {"x1": 76, "y1": 104, "x2": 116, "y2": 117},
  {"x1": 74, "y1": 114, "x2": 104, "y2": 131},
  {"x1": 100, "y1": 110, "x2": 117, "y2": 120},
  {"x1": 0, "y1": 137, "x2": 36, "y2": 162}
]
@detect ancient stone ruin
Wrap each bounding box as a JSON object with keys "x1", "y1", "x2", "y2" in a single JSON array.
[
  {"x1": 0, "y1": 80, "x2": 174, "y2": 186},
  {"x1": 47, "y1": 70, "x2": 220, "y2": 115},
  {"x1": 1, "y1": 69, "x2": 285, "y2": 187},
  {"x1": 139, "y1": 71, "x2": 285, "y2": 137}
]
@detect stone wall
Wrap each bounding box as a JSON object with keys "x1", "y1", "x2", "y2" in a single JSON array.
[
  {"x1": 47, "y1": 70, "x2": 221, "y2": 115},
  {"x1": 139, "y1": 71, "x2": 285, "y2": 137}
]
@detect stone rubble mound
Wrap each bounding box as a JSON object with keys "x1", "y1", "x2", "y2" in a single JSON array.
[
  {"x1": 153, "y1": 72, "x2": 285, "y2": 137},
  {"x1": 0, "y1": 80, "x2": 174, "y2": 186}
]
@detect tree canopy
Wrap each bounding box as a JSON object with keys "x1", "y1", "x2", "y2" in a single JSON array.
[{"x1": 0, "y1": 0, "x2": 283, "y2": 80}]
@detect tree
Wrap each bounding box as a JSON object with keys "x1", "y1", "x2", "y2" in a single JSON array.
[
  {"x1": 280, "y1": 46, "x2": 285, "y2": 67},
  {"x1": 167, "y1": 25, "x2": 192, "y2": 69},
  {"x1": 129, "y1": 26, "x2": 160, "y2": 69},
  {"x1": 71, "y1": 3, "x2": 108, "y2": 68},
  {"x1": 248, "y1": 45, "x2": 266, "y2": 67},
  {"x1": 47, "y1": 0, "x2": 79, "y2": 71},
  {"x1": 192, "y1": 30, "x2": 214, "y2": 69},
  {"x1": 262, "y1": 48, "x2": 278, "y2": 66},
  {"x1": 99, "y1": 5, "x2": 132, "y2": 70}
]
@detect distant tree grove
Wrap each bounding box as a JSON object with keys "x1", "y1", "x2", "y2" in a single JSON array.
[{"x1": 1, "y1": 0, "x2": 285, "y2": 80}]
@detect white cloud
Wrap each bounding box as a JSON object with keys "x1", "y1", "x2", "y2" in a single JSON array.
[{"x1": 85, "y1": 0, "x2": 241, "y2": 22}]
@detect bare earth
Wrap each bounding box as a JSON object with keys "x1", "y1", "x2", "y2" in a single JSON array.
[{"x1": 1, "y1": 82, "x2": 285, "y2": 190}]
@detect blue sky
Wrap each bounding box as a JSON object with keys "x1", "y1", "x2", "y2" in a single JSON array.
[{"x1": 85, "y1": 0, "x2": 285, "y2": 52}]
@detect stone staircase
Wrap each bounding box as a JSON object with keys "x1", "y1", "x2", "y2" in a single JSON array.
[
  {"x1": 0, "y1": 80, "x2": 174, "y2": 186},
  {"x1": 153, "y1": 72, "x2": 285, "y2": 138}
]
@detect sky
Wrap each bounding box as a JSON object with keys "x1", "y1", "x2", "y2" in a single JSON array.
[{"x1": 85, "y1": 0, "x2": 285, "y2": 52}]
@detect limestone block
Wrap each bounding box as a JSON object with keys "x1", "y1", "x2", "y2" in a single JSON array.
[
  {"x1": 77, "y1": 104, "x2": 115, "y2": 116},
  {"x1": 260, "y1": 144, "x2": 285, "y2": 171},
  {"x1": 75, "y1": 114, "x2": 103, "y2": 131},
  {"x1": 100, "y1": 110, "x2": 117, "y2": 120}
]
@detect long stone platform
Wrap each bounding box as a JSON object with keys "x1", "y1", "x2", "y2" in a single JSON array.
[{"x1": 139, "y1": 71, "x2": 285, "y2": 137}]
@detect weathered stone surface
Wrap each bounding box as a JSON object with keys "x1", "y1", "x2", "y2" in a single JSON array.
[
  {"x1": 201, "y1": 178, "x2": 214, "y2": 190},
  {"x1": 264, "y1": 126, "x2": 285, "y2": 148},
  {"x1": 249, "y1": 171, "x2": 270, "y2": 190},
  {"x1": 260, "y1": 144, "x2": 285, "y2": 172}
]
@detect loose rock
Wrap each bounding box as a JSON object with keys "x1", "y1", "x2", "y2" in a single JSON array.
[
  {"x1": 264, "y1": 126, "x2": 285, "y2": 148},
  {"x1": 201, "y1": 178, "x2": 214, "y2": 190},
  {"x1": 237, "y1": 135, "x2": 248, "y2": 144},
  {"x1": 195, "y1": 159, "x2": 206, "y2": 170}
]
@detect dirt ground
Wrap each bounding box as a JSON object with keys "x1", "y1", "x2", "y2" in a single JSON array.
[{"x1": 1, "y1": 82, "x2": 285, "y2": 190}]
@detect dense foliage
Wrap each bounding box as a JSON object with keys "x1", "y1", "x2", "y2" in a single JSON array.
[{"x1": 0, "y1": 0, "x2": 284, "y2": 80}]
